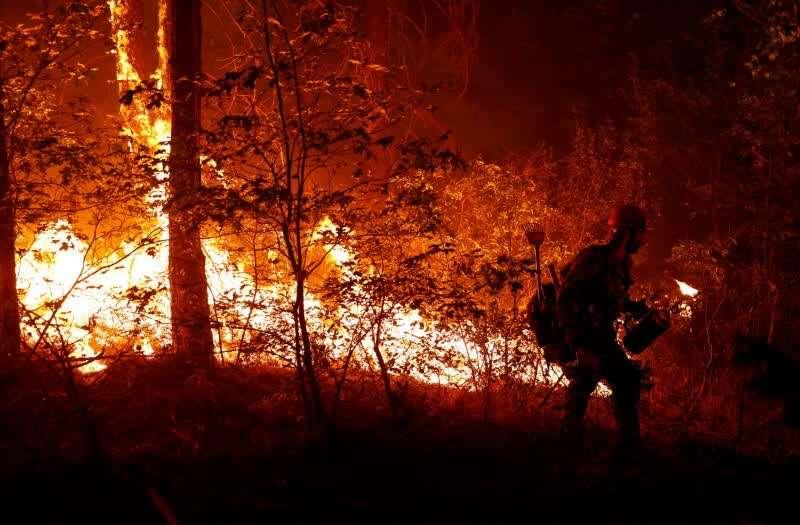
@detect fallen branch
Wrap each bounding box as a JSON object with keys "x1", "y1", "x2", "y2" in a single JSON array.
[{"x1": 147, "y1": 487, "x2": 180, "y2": 525}]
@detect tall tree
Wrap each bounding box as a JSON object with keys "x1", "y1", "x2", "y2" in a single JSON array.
[{"x1": 168, "y1": 0, "x2": 213, "y2": 368}]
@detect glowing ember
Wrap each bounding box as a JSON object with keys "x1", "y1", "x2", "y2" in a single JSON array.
[{"x1": 675, "y1": 279, "x2": 699, "y2": 298}]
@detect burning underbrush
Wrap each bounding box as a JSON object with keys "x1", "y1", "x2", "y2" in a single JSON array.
[{"x1": 14, "y1": 211, "x2": 569, "y2": 388}]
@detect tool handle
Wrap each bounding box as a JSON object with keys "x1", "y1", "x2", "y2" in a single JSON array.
[
  {"x1": 546, "y1": 263, "x2": 561, "y2": 292},
  {"x1": 534, "y1": 244, "x2": 544, "y2": 299}
]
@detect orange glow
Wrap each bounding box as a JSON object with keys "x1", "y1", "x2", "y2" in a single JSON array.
[
  {"x1": 312, "y1": 216, "x2": 352, "y2": 266},
  {"x1": 13, "y1": 2, "x2": 572, "y2": 395},
  {"x1": 108, "y1": 0, "x2": 171, "y2": 152},
  {"x1": 13, "y1": 1, "x2": 174, "y2": 373}
]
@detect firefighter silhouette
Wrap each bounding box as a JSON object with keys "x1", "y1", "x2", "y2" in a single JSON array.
[{"x1": 556, "y1": 205, "x2": 652, "y2": 458}]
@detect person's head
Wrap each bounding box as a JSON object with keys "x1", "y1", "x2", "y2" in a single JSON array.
[{"x1": 608, "y1": 204, "x2": 647, "y2": 254}]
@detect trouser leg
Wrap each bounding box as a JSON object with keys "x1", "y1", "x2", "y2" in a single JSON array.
[
  {"x1": 562, "y1": 363, "x2": 599, "y2": 440},
  {"x1": 603, "y1": 352, "x2": 642, "y2": 453}
]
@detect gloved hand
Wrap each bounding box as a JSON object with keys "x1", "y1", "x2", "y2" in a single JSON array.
[{"x1": 624, "y1": 298, "x2": 650, "y2": 319}]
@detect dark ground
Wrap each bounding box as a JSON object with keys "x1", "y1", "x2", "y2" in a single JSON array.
[{"x1": 1, "y1": 363, "x2": 799, "y2": 524}]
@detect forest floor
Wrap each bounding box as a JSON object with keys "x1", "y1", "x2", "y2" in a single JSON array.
[{"x1": 1, "y1": 360, "x2": 799, "y2": 524}]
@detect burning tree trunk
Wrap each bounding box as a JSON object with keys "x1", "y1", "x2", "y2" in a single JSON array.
[
  {"x1": 167, "y1": 0, "x2": 213, "y2": 368},
  {"x1": 0, "y1": 93, "x2": 21, "y2": 364}
]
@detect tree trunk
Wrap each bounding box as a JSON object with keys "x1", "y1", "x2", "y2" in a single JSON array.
[
  {"x1": 167, "y1": 0, "x2": 213, "y2": 369},
  {"x1": 0, "y1": 94, "x2": 21, "y2": 366},
  {"x1": 372, "y1": 320, "x2": 398, "y2": 416},
  {"x1": 295, "y1": 277, "x2": 325, "y2": 425},
  {"x1": 482, "y1": 343, "x2": 493, "y2": 423}
]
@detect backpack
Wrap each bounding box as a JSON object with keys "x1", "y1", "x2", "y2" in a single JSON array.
[
  {"x1": 526, "y1": 282, "x2": 559, "y2": 345},
  {"x1": 526, "y1": 279, "x2": 576, "y2": 364}
]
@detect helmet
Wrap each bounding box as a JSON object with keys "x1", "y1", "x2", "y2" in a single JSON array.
[{"x1": 608, "y1": 204, "x2": 646, "y2": 232}]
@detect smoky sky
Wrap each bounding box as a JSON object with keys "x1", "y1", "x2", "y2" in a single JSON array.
[
  {"x1": 454, "y1": 0, "x2": 721, "y2": 158},
  {"x1": 1, "y1": 0, "x2": 721, "y2": 159}
]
